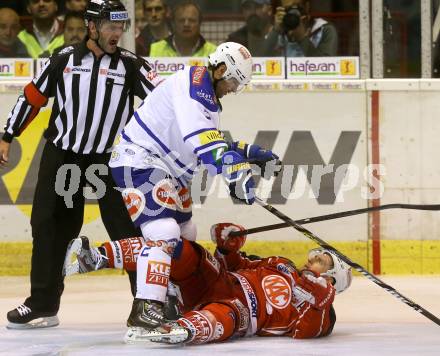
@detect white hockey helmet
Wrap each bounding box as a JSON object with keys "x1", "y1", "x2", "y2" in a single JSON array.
[
  {"x1": 308, "y1": 248, "x2": 353, "y2": 294},
  {"x1": 208, "y1": 42, "x2": 253, "y2": 93}
]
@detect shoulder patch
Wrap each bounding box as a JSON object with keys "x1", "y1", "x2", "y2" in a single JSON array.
[
  {"x1": 191, "y1": 66, "x2": 206, "y2": 85},
  {"x1": 189, "y1": 66, "x2": 219, "y2": 112}
]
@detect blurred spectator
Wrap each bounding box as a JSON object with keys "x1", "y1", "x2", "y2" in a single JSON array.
[
  {"x1": 58, "y1": 0, "x2": 87, "y2": 20},
  {"x1": 53, "y1": 11, "x2": 86, "y2": 54},
  {"x1": 65, "y1": 0, "x2": 87, "y2": 12},
  {"x1": 136, "y1": 0, "x2": 171, "y2": 57},
  {"x1": 135, "y1": 0, "x2": 147, "y2": 38},
  {"x1": 18, "y1": 0, "x2": 64, "y2": 58},
  {"x1": 265, "y1": 0, "x2": 338, "y2": 57},
  {"x1": 227, "y1": 0, "x2": 275, "y2": 56},
  {"x1": 0, "y1": 8, "x2": 30, "y2": 57},
  {"x1": 150, "y1": 0, "x2": 216, "y2": 57},
  {"x1": 0, "y1": 1, "x2": 27, "y2": 15}
]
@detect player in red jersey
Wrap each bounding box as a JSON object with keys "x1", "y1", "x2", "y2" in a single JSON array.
[{"x1": 64, "y1": 222, "x2": 352, "y2": 344}]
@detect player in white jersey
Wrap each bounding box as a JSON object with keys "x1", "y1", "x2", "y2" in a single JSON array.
[{"x1": 106, "y1": 42, "x2": 281, "y2": 332}]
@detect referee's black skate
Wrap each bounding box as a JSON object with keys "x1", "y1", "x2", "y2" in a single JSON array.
[
  {"x1": 124, "y1": 299, "x2": 168, "y2": 343},
  {"x1": 63, "y1": 236, "x2": 108, "y2": 276},
  {"x1": 7, "y1": 304, "x2": 59, "y2": 329}
]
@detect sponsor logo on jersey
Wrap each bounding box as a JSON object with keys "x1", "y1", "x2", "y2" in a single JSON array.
[
  {"x1": 64, "y1": 67, "x2": 91, "y2": 73},
  {"x1": 152, "y1": 179, "x2": 179, "y2": 210},
  {"x1": 198, "y1": 130, "x2": 224, "y2": 146},
  {"x1": 234, "y1": 274, "x2": 258, "y2": 319},
  {"x1": 120, "y1": 237, "x2": 143, "y2": 266},
  {"x1": 276, "y1": 262, "x2": 296, "y2": 276},
  {"x1": 146, "y1": 260, "x2": 171, "y2": 287},
  {"x1": 262, "y1": 275, "x2": 292, "y2": 309},
  {"x1": 99, "y1": 68, "x2": 125, "y2": 78},
  {"x1": 110, "y1": 151, "x2": 119, "y2": 162},
  {"x1": 107, "y1": 71, "x2": 125, "y2": 78},
  {"x1": 196, "y1": 89, "x2": 215, "y2": 106},
  {"x1": 122, "y1": 188, "x2": 145, "y2": 221},
  {"x1": 183, "y1": 312, "x2": 212, "y2": 344},
  {"x1": 192, "y1": 66, "x2": 206, "y2": 85}
]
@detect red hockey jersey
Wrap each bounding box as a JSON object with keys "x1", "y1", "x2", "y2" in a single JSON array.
[{"x1": 214, "y1": 250, "x2": 336, "y2": 339}]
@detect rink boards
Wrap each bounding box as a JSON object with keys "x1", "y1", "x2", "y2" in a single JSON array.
[{"x1": 0, "y1": 79, "x2": 439, "y2": 274}]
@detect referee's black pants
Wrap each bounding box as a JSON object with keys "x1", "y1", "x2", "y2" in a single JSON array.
[{"x1": 25, "y1": 142, "x2": 139, "y2": 312}]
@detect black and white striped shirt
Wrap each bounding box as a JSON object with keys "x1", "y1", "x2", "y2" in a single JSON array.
[{"x1": 2, "y1": 39, "x2": 162, "y2": 154}]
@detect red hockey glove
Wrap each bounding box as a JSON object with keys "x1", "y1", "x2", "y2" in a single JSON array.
[
  {"x1": 294, "y1": 270, "x2": 336, "y2": 310},
  {"x1": 210, "y1": 223, "x2": 247, "y2": 253}
]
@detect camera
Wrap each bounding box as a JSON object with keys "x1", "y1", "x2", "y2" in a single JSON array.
[{"x1": 282, "y1": 6, "x2": 303, "y2": 32}]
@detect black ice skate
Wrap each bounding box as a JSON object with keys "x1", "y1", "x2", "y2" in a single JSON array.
[
  {"x1": 7, "y1": 304, "x2": 59, "y2": 329},
  {"x1": 124, "y1": 299, "x2": 168, "y2": 343},
  {"x1": 63, "y1": 236, "x2": 108, "y2": 276}
]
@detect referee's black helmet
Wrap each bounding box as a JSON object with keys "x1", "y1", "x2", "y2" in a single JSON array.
[{"x1": 85, "y1": 0, "x2": 131, "y2": 31}]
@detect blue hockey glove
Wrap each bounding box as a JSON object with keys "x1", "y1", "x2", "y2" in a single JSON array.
[
  {"x1": 221, "y1": 150, "x2": 255, "y2": 205},
  {"x1": 229, "y1": 141, "x2": 282, "y2": 178}
]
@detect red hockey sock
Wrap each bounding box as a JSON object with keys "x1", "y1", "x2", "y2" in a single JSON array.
[
  {"x1": 178, "y1": 303, "x2": 235, "y2": 344},
  {"x1": 101, "y1": 237, "x2": 144, "y2": 270}
]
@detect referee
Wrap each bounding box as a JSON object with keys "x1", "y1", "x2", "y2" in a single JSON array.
[{"x1": 0, "y1": 0, "x2": 163, "y2": 329}]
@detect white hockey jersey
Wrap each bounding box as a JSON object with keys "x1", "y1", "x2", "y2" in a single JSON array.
[{"x1": 110, "y1": 66, "x2": 228, "y2": 186}]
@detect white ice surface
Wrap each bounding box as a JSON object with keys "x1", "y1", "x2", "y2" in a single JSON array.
[{"x1": 1, "y1": 276, "x2": 439, "y2": 355}]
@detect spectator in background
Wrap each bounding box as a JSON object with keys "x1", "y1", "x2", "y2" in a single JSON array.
[
  {"x1": 53, "y1": 11, "x2": 86, "y2": 54},
  {"x1": 150, "y1": 0, "x2": 216, "y2": 57},
  {"x1": 19, "y1": 0, "x2": 64, "y2": 58},
  {"x1": 0, "y1": 8, "x2": 30, "y2": 57},
  {"x1": 65, "y1": 0, "x2": 87, "y2": 12},
  {"x1": 265, "y1": 0, "x2": 338, "y2": 57},
  {"x1": 0, "y1": 1, "x2": 27, "y2": 16},
  {"x1": 58, "y1": 0, "x2": 87, "y2": 21},
  {"x1": 135, "y1": 0, "x2": 147, "y2": 40},
  {"x1": 136, "y1": 0, "x2": 171, "y2": 57},
  {"x1": 227, "y1": 0, "x2": 275, "y2": 56}
]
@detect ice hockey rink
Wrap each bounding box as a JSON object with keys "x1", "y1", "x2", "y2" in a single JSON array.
[{"x1": 1, "y1": 274, "x2": 439, "y2": 356}]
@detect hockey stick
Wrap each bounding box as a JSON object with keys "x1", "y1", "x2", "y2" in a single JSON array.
[
  {"x1": 229, "y1": 203, "x2": 440, "y2": 237},
  {"x1": 253, "y1": 196, "x2": 440, "y2": 327}
]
